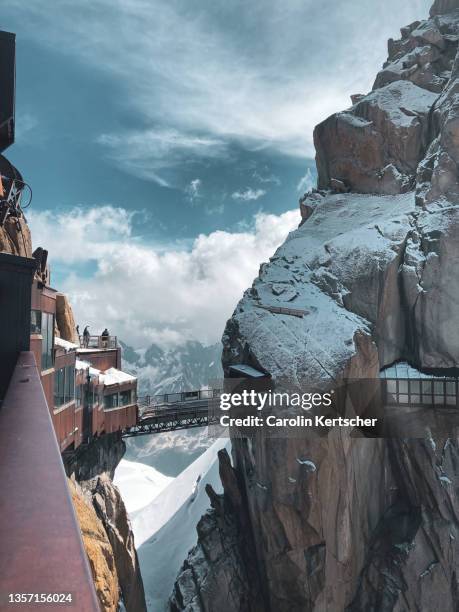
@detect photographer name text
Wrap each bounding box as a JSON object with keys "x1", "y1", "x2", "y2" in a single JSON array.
[{"x1": 218, "y1": 390, "x2": 378, "y2": 428}]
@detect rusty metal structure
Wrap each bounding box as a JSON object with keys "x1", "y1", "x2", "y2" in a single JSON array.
[
  {"x1": 0, "y1": 252, "x2": 35, "y2": 397},
  {"x1": 29, "y1": 282, "x2": 139, "y2": 451},
  {"x1": 0, "y1": 31, "x2": 15, "y2": 153},
  {"x1": 123, "y1": 389, "x2": 221, "y2": 437},
  {"x1": 0, "y1": 31, "x2": 137, "y2": 608},
  {"x1": 0, "y1": 253, "x2": 100, "y2": 608},
  {"x1": 0, "y1": 28, "x2": 233, "y2": 606},
  {"x1": 0, "y1": 353, "x2": 100, "y2": 611}
]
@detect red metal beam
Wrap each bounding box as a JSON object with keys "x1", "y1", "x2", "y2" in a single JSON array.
[{"x1": 0, "y1": 352, "x2": 99, "y2": 611}]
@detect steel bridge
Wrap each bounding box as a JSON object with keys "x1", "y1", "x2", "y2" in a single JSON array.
[
  {"x1": 121, "y1": 389, "x2": 221, "y2": 437},
  {"x1": 121, "y1": 365, "x2": 270, "y2": 437}
]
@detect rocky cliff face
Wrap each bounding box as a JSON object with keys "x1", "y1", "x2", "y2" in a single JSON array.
[
  {"x1": 66, "y1": 435, "x2": 147, "y2": 612},
  {"x1": 171, "y1": 2, "x2": 459, "y2": 610},
  {"x1": 170, "y1": 449, "x2": 266, "y2": 612},
  {"x1": 55, "y1": 293, "x2": 78, "y2": 343},
  {"x1": 0, "y1": 155, "x2": 32, "y2": 258},
  {"x1": 68, "y1": 479, "x2": 120, "y2": 612},
  {"x1": 0, "y1": 214, "x2": 32, "y2": 257}
]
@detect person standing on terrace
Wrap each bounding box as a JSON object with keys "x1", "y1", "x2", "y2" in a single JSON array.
[
  {"x1": 82, "y1": 325, "x2": 90, "y2": 348},
  {"x1": 101, "y1": 328, "x2": 109, "y2": 348}
]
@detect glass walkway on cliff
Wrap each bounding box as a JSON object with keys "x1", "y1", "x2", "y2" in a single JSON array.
[{"x1": 380, "y1": 361, "x2": 459, "y2": 408}]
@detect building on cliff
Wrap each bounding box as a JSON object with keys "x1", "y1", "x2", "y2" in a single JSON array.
[
  {"x1": 0, "y1": 30, "x2": 141, "y2": 611},
  {"x1": 3, "y1": 208, "x2": 139, "y2": 453}
]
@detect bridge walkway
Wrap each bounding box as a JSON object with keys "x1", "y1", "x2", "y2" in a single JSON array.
[{"x1": 122, "y1": 389, "x2": 221, "y2": 437}]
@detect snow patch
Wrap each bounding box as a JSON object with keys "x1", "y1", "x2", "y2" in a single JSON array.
[
  {"x1": 129, "y1": 437, "x2": 229, "y2": 610},
  {"x1": 296, "y1": 458, "x2": 317, "y2": 472},
  {"x1": 114, "y1": 460, "x2": 173, "y2": 514}
]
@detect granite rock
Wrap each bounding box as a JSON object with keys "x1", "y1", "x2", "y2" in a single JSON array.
[{"x1": 173, "y1": 1, "x2": 459, "y2": 610}]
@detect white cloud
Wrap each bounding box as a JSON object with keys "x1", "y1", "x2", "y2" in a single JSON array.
[
  {"x1": 28, "y1": 205, "x2": 299, "y2": 348},
  {"x1": 96, "y1": 130, "x2": 227, "y2": 187},
  {"x1": 297, "y1": 168, "x2": 316, "y2": 193},
  {"x1": 231, "y1": 188, "x2": 266, "y2": 202},
  {"x1": 28, "y1": 205, "x2": 134, "y2": 263},
  {"x1": 3, "y1": 0, "x2": 432, "y2": 177}
]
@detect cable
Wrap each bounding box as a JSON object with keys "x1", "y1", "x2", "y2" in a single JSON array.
[
  {"x1": 0, "y1": 173, "x2": 34, "y2": 257},
  {"x1": 18, "y1": 182, "x2": 32, "y2": 209},
  {"x1": 0, "y1": 174, "x2": 33, "y2": 210}
]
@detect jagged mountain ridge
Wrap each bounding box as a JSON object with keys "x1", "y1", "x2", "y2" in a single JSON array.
[
  {"x1": 171, "y1": 2, "x2": 459, "y2": 611},
  {"x1": 120, "y1": 340, "x2": 223, "y2": 395}
]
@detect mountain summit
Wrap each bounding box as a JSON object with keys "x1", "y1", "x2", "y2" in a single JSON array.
[{"x1": 121, "y1": 340, "x2": 223, "y2": 395}]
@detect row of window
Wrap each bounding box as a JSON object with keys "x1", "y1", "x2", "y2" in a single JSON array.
[
  {"x1": 55, "y1": 376, "x2": 134, "y2": 410},
  {"x1": 73, "y1": 387, "x2": 134, "y2": 410},
  {"x1": 30, "y1": 309, "x2": 41, "y2": 335},
  {"x1": 84, "y1": 387, "x2": 99, "y2": 410},
  {"x1": 31, "y1": 309, "x2": 54, "y2": 371},
  {"x1": 104, "y1": 390, "x2": 133, "y2": 409},
  {"x1": 385, "y1": 378, "x2": 457, "y2": 407},
  {"x1": 54, "y1": 366, "x2": 76, "y2": 408},
  {"x1": 32, "y1": 309, "x2": 134, "y2": 411}
]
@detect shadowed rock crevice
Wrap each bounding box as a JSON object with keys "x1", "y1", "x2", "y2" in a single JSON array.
[
  {"x1": 170, "y1": 449, "x2": 266, "y2": 612},
  {"x1": 66, "y1": 435, "x2": 147, "y2": 612}
]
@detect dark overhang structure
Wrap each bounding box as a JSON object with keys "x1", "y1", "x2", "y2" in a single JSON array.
[{"x1": 0, "y1": 31, "x2": 15, "y2": 153}]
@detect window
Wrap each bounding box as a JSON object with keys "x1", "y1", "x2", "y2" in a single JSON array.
[
  {"x1": 31, "y1": 309, "x2": 42, "y2": 334},
  {"x1": 385, "y1": 377, "x2": 458, "y2": 408},
  {"x1": 76, "y1": 383, "x2": 82, "y2": 408},
  {"x1": 65, "y1": 366, "x2": 75, "y2": 402},
  {"x1": 446, "y1": 381, "x2": 456, "y2": 406},
  {"x1": 53, "y1": 366, "x2": 75, "y2": 408},
  {"x1": 54, "y1": 367, "x2": 64, "y2": 406},
  {"x1": 398, "y1": 380, "x2": 408, "y2": 394},
  {"x1": 422, "y1": 381, "x2": 432, "y2": 395},
  {"x1": 120, "y1": 390, "x2": 132, "y2": 406},
  {"x1": 104, "y1": 393, "x2": 119, "y2": 409},
  {"x1": 41, "y1": 312, "x2": 54, "y2": 371},
  {"x1": 434, "y1": 381, "x2": 444, "y2": 395}
]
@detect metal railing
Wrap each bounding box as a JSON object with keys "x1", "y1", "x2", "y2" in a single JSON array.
[
  {"x1": 0, "y1": 352, "x2": 99, "y2": 610},
  {"x1": 122, "y1": 407, "x2": 215, "y2": 437},
  {"x1": 138, "y1": 388, "x2": 221, "y2": 411},
  {"x1": 78, "y1": 335, "x2": 117, "y2": 350},
  {"x1": 120, "y1": 388, "x2": 222, "y2": 437}
]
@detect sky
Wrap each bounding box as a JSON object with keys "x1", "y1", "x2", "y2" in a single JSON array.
[{"x1": 2, "y1": 0, "x2": 431, "y2": 348}]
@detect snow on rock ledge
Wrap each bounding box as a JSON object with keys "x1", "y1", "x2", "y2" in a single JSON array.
[{"x1": 223, "y1": 191, "x2": 415, "y2": 382}]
